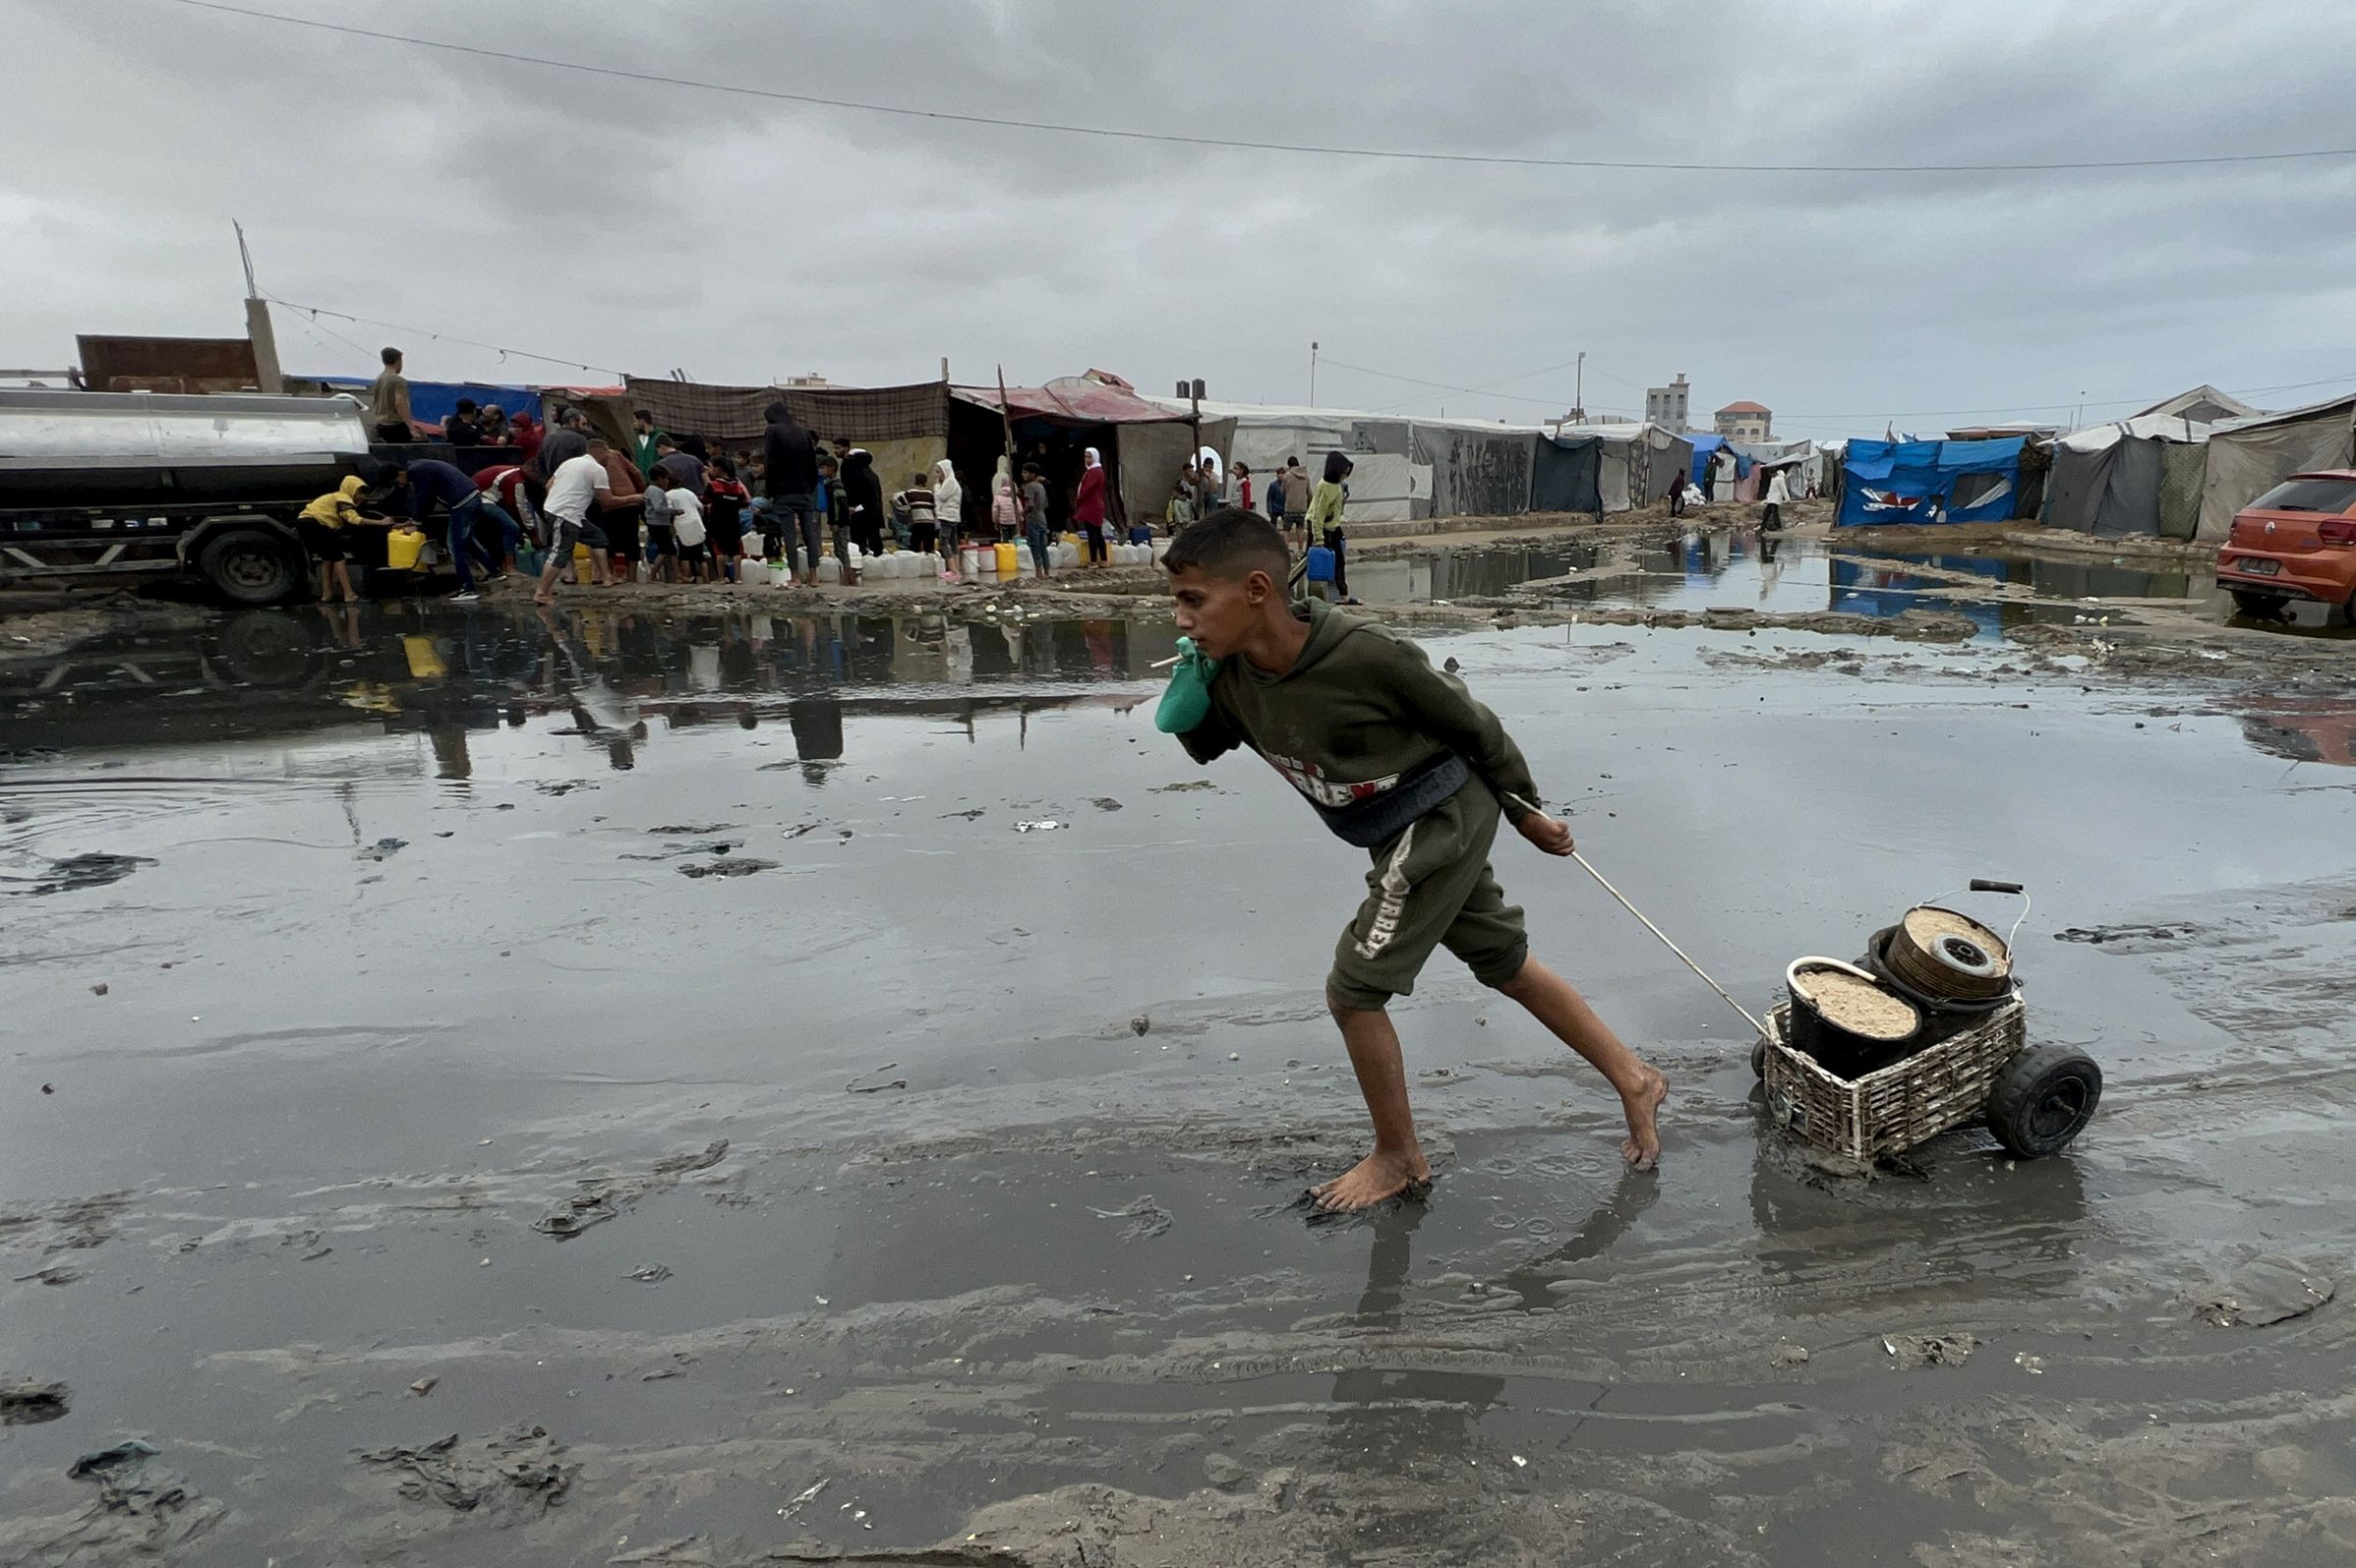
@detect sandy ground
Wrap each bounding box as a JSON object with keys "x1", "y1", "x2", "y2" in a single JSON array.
[{"x1": 1, "y1": 574, "x2": 2353, "y2": 1564}]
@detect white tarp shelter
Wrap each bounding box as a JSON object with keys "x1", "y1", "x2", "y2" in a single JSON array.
[{"x1": 2197, "y1": 393, "x2": 2356, "y2": 542}]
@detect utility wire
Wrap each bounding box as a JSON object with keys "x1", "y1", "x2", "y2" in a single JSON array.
[
  {"x1": 264, "y1": 296, "x2": 625, "y2": 379},
  {"x1": 166, "y1": 0, "x2": 2356, "y2": 178}
]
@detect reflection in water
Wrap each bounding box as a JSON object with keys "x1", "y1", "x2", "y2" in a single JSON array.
[
  {"x1": 1326, "y1": 1204, "x2": 1508, "y2": 1471},
  {"x1": 1493, "y1": 1168, "x2": 1662, "y2": 1311},
  {"x1": 0, "y1": 601, "x2": 1182, "y2": 773}
]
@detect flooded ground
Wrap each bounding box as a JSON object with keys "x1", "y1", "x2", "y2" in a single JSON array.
[{"x1": 4, "y1": 596, "x2": 2356, "y2": 1565}]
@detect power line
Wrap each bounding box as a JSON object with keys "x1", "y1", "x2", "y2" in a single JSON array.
[
  {"x1": 264, "y1": 296, "x2": 625, "y2": 379},
  {"x1": 166, "y1": 0, "x2": 2356, "y2": 179}
]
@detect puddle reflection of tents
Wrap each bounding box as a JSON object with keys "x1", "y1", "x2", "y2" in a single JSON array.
[{"x1": 1831, "y1": 554, "x2": 2007, "y2": 639}]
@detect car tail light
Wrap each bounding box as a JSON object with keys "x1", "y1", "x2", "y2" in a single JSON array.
[{"x1": 2320, "y1": 518, "x2": 2356, "y2": 545}]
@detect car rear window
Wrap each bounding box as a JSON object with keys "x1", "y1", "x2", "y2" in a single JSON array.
[{"x1": 2247, "y1": 477, "x2": 2356, "y2": 513}]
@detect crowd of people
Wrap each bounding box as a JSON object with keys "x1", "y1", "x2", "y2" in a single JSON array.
[{"x1": 330, "y1": 345, "x2": 1368, "y2": 605}]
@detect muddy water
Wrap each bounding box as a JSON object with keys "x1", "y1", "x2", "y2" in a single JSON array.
[
  {"x1": 4, "y1": 601, "x2": 2356, "y2": 1565},
  {"x1": 1362, "y1": 529, "x2": 2356, "y2": 647}
]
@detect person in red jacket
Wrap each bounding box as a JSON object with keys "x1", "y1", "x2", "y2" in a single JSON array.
[{"x1": 1074, "y1": 446, "x2": 1109, "y2": 566}]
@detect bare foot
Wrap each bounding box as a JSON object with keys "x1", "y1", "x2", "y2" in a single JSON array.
[
  {"x1": 533, "y1": 593, "x2": 555, "y2": 606},
  {"x1": 1619, "y1": 1066, "x2": 1670, "y2": 1171},
  {"x1": 1310, "y1": 1148, "x2": 1433, "y2": 1212}
]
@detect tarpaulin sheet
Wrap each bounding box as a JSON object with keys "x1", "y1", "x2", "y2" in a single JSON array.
[
  {"x1": 622, "y1": 377, "x2": 950, "y2": 443},
  {"x1": 955, "y1": 377, "x2": 1194, "y2": 427},
  {"x1": 1526, "y1": 433, "x2": 1602, "y2": 513},
  {"x1": 2197, "y1": 395, "x2": 2356, "y2": 542},
  {"x1": 311, "y1": 377, "x2": 543, "y2": 430},
  {"x1": 1838, "y1": 437, "x2": 2025, "y2": 527}
]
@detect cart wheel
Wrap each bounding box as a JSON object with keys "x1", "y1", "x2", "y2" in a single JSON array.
[
  {"x1": 1750, "y1": 1036, "x2": 1767, "y2": 1079},
  {"x1": 1986, "y1": 1043, "x2": 2102, "y2": 1159}
]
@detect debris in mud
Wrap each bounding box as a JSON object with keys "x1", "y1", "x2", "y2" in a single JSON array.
[
  {"x1": 410, "y1": 1376, "x2": 439, "y2": 1397},
  {"x1": 1152, "y1": 780, "x2": 1220, "y2": 793},
  {"x1": 648, "y1": 824, "x2": 734, "y2": 836},
  {"x1": 848, "y1": 1063, "x2": 908, "y2": 1094},
  {"x1": 0, "y1": 1377, "x2": 70, "y2": 1424},
  {"x1": 678, "y1": 856, "x2": 777, "y2": 879},
  {"x1": 14, "y1": 1264, "x2": 87, "y2": 1286},
  {"x1": 1012, "y1": 819, "x2": 1066, "y2": 833},
  {"x1": 626, "y1": 1265, "x2": 674, "y2": 1285},
  {"x1": 359, "y1": 836, "x2": 408, "y2": 862},
  {"x1": 940, "y1": 808, "x2": 987, "y2": 821},
  {"x1": 533, "y1": 781, "x2": 591, "y2": 795},
  {"x1": 2054, "y1": 923, "x2": 2188, "y2": 945},
  {"x1": 89, "y1": 982, "x2": 107, "y2": 996},
  {"x1": 2189, "y1": 1254, "x2": 2337, "y2": 1327},
  {"x1": 1770, "y1": 1343, "x2": 1811, "y2": 1367},
  {"x1": 1089, "y1": 1195, "x2": 1173, "y2": 1242},
  {"x1": 1883, "y1": 1332, "x2": 1976, "y2": 1368},
  {"x1": 533, "y1": 1139, "x2": 730, "y2": 1240},
  {"x1": 27, "y1": 1438, "x2": 225, "y2": 1556},
  {"x1": 358, "y1": 1423, "x2": 575, "y2": 1516},
  {"x1": 1130, "y1": 1015, "x2": 1151, "y2": 1035},
  {"x1": 1090, "y1": 796, "x2": 1124, "y2": 812},
  {"x1": 9, "y1": 851, "x2": 154, "y2": 897}
]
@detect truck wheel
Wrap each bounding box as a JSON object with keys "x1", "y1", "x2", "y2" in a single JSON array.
[
  {"x1": 202, "y1": 610, "x2": 321, "y2": 687},
  {"x1": 1985, "y1": 1043, "x2": 2101, "y2": 1159},
  {"x1": 2228, "y1": 589, "x2": 2287, "y2": 620},
  {"x1": 199, "y1": 529, "x2": 303, "y2": 607}
]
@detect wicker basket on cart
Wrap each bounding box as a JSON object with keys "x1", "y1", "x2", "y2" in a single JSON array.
[{"x1": 1762, "y1": 997, "x2": 2028, "y2": 1162}]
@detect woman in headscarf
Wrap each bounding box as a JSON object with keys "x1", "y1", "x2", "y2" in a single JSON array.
[
  {"x1": 1074, "y1": 446, "x2": 1109, "y2": 566},
  {"x1": 931, "y1": 459, "x2": 963, "y2": 560},
  {"x1": 841, "y1": 448, "x2": 885, "y2": 558},
  {"x1": 990, "y1": 469, "x2": 1022, "y2": 546},
  {"x1": 1307, "y1": 450, "x2": 1355, "y2": 603}
]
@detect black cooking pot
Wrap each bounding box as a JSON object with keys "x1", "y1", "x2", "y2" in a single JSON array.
[{"x1": 1786, "y1": 958, "x2": 1921, "y2": 1080}]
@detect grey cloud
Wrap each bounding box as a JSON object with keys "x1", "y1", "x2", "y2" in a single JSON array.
[{"x1": 8, "y1": 0, "x2": 2355, "y2": 428}]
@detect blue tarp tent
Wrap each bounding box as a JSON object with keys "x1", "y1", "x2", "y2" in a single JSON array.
[
  {"x1": 313, "y1": 377, "x2": 544, "y2": 432},
  {"x1": 1837, "y1": 436, "x2": 2025, "y2": 527},
  {"x1": 1685, "y1": 433, "x2": 1752, "y2": 487}
]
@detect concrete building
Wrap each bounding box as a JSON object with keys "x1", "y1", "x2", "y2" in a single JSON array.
[
  {"x1": 1645, "y1": 374, "x2": 1691, "y2": 433},
  {"x1": 1714, "y1": 400, "x2": 1771, "y2": 440}
]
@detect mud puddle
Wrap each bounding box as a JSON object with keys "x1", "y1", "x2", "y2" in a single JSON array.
[{"x1": 4, "y1": 600, "x2": 2355, "y2": 1564}]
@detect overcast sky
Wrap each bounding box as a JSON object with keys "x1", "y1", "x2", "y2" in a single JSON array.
[{"x1": 12, "y1": 0, "x2": 2356, "y2": 436}]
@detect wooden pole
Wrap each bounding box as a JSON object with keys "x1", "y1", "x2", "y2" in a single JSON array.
[{"x1": 996, "y1": 365, "x2": 1019, "y2": 544}]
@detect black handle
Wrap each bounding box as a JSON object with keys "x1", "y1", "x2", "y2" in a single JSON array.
[{"x1": 1970, "y1": 879, "x2": 2025, "y2": 895}]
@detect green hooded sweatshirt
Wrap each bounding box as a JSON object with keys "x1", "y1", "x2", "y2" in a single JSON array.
[{"x1": 1177, "y1": 598, "x2": 1542, "y2": 844}]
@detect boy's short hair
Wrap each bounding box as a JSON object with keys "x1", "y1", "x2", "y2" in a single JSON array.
[
  {"x1": 454, "y1": 398, "x2": 477, "y2": 415},
  {"x1": 1161, "y1": 507, "x2": 1287, "y2": 581},
  {"x1": 1021, "y1": 463, "x2": 1040, "y2": 478},
  {"x1": 657, "y1": 435, "x2": 677, "y2": 450},
  {"x1": 381, "y1": 345, "x2": 402, "y2": 366},
  {"x1": 634, "y1": 408, "x2": 654, "y2": 422},
  {"x1": 817, "y1": 456, "x2": 837, "y2": 470}
]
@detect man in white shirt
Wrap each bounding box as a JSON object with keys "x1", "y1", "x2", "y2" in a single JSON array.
[
  {"x1": 1762, "y1": 467, "x2": 1790, "y2": 532},
  {"x1": 535, "y1": 439, "x2": 618, "y2": 604}
]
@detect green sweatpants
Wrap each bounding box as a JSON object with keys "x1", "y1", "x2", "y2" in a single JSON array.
[{"x1": 1326, "y1": 780, "x2": 1529, "y2": 1010}]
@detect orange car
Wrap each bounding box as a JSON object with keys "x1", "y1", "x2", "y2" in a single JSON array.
[{"x1": 2216, "y1": 470, "x2": 2356, "y2": 621}]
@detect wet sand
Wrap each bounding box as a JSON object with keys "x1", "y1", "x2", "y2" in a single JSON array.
[{"x1": 3, "y1": 595, "x2": 2354, "y2": 1565}]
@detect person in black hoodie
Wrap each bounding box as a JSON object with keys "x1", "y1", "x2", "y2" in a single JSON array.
[
  {"x1": 840, "y1": 448, "x2": 885, "y2": 559},
  {"x1": 761, "y1": 401, "x2": 823, "y2": 581}
]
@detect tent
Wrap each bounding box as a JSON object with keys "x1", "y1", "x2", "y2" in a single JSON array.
[
  {"x1": 1141, "y1": 400, "x2": 1540, "y2": 522},
  {"x1": 2043, "y1": 414, "x2": 2213, "y2": 539},
  {"x1": 1534, "y1": 423, "x2": 1694, "y2": 513},
  {"x1": 2137, "y1": 384, "x2": 2261, "y2": 425},
  {"x1": 2196, "y1": 393, "x2": 2356, "y2": 543},
  {"x1": 962, "y1": 377, "x2": 1228, "y2": 533},
  {"x1": 1837, "y1": 436, "x2": 2026, "y2": 527}
]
